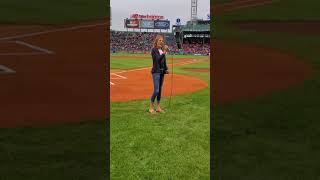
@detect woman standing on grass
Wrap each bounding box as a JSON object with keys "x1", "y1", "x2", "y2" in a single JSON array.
[{"x1": 149, "y1": 34, "x2": 169, "y2": 114}]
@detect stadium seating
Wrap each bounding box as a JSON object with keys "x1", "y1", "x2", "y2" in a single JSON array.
[{"x1": 110, "y1": 31, "x2": 209, "y2": 55}]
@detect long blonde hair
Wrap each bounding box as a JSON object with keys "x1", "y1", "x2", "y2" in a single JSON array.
[{"x1": 153, "y1": 34, "x2": 164, "y2": 48}]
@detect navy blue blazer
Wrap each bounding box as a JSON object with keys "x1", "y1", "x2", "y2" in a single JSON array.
[{"x1": 151, "y1": 47, "x2": 168, "y2": 74}]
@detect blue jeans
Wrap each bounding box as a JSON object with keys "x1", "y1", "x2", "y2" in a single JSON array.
[{"x1": 151, "y1": 73, "x2": 165, "y2": 103}]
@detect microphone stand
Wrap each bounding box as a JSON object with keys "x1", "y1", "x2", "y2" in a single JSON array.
[{"x1": 167, "y1": 47, "x2": 174, "y2": 110}]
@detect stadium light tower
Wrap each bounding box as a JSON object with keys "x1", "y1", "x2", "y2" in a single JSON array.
[{"x1": 191, "y1": 0, "x2": 198, "y2": 21}]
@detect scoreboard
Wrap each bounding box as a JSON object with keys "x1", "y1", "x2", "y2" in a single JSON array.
[{"x1": 124, "y1": 14, "x2": 170, "y2": 30}]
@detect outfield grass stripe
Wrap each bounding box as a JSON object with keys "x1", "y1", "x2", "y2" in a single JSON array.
[
  {"x1": 214, "y1": 0, "x2": 320, "y2": 178},
  {"x1": 113, "y1": 59, "x2": 206, "y2": 74}
]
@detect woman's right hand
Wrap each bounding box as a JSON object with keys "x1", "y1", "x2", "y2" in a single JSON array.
[
  {"x1": 164, "y1": 45, "x2": 169, "y2": 52},
  {"x1": 165, "y1": 46, "x2": 169, "y2": 54},
  {"x1": 163, "y1": 50, "x2": 167, "y2": 54}
]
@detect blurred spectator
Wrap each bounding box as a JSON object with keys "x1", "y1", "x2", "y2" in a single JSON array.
[{"x1": 110, "y1": 30, "x2": 209, "y2": 55}]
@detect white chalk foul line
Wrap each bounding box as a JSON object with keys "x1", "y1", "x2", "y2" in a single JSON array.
[
  {"x1": 110, "y1": 77, "x2": 128, "y2": 80},
  {"x1": 0, "y1": 65, "x2": 15, "y2": 73},
  {"x1": 0, "y1": 23, "x2": 108, "y2": 41},
  {"x1": 111, "y1": 73, "x2": 127, "y2": 79},
  {"x1": 167, "y1": 59, "x2": 206, "y2": 67},
  {"x1": 0, "y1": 22, "x2": 107, "y2": 56},
  {"x1": 109, "y1": 59, "x2": 207, "y2": 86},
  {"x1": 0, "y1": 52, "x2": 45, "y2": 56},
  {"x1": 0, "y1": 40, "x2": 53, "y2": 55},
  {"x1": 222, "y1": 0, "x2": 276, "y2": 12},
  {"x1": 15, "y1": 40, "x2": 54, "y2": 54}
]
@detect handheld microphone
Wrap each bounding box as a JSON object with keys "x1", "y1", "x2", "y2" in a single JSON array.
[{"x1": 163, "y1": 45, "x2": 170, "y2": 52}]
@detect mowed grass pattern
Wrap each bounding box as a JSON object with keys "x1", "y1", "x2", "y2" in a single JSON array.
[
  {"x1": 111, "y1": 53, "x2": 207, "y2": 70},
  {"x1": 111, "y1": 57, "x2": 153, "y2": 70},
  {"x1": 111, "y1": 54, "x2": 210, "y2": 178},
  {"x1": 0, "y1": 0, "x2": 108, "y2": 24},
  {"x1": 214, "y1": 0, "x2": 320, "y2": 179},
  {"x1": 0, "y1": 121, "x2": 107, "y2": 180}
]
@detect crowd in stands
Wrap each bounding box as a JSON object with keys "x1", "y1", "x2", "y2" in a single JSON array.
[
  {"x1": 111, "y1": 30, "x2": 210, "y2": 55},
  {"x1": 111, "y1": 31, "x2": 151, "y2": 52},
  {"x1": 111, "y1": 31, "x2": 177, "y2": 52},
  {"x1": 182, "y1": 42, "x2": 210, "y2": 55}
]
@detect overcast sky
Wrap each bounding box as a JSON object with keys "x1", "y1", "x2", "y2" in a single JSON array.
[{"x1": 110, "y1": 0, "x2": 210, "y2": 31}]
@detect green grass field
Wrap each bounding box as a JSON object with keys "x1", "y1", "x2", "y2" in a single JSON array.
[
  {"x1": 0, "y1": 0, "x2": 107, "y2": 24},
  {"x1": 0, "y1": 1, "x2": 109, "y2": 179},
  {"x1": 111, "y1": 53, "x2": 207, "y2": 70},
  {"x1": 0, "y1": 0, "x2": 211, "y2": 178},
  {"x1": 0, "y1": 121, "x2": 107, "y2": 180},
  {"x1": 214, "y1": 0, "x2": 320, "y2": 179},
  {"x1": 110, "y1": 53, "x2": 210, "y2": 178}
]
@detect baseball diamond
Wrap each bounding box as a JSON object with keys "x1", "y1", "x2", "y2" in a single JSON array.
[
  {"x1": 0, "y1": 20, "x2": 108, "y2": 127},
  {"x1": 0, "y1": 0, "x2": 109, "y2": 178},
  {"x1": 109, "y1": 0, "x2": 211, "y2": 178},
  {"x1": 0, "y1": 0, "x2": 318, "y2": 179}
]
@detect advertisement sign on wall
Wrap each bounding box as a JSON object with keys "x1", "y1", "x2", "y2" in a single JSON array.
[
  {"x1": 154, "y1": 20, "x2": 170, "y2": 29},
  {"x1": 124, "y1": 19, "x2": 140, "y2": 28},
  {"x1": 130, "y1": 14, "x2": 164, "y2": 19},
  {"x1": 139, "y1": 19, "x2": 154, "y2": 29},
  {"x1": 124, "y1": 19, "x2": 170, "y2": 29}
]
